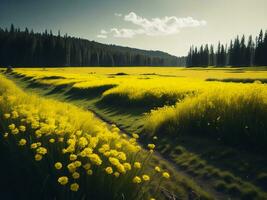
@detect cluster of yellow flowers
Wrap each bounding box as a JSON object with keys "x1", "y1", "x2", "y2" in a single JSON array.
[{"x1": 0, "y1": 75, "x2": 171, "y2": 199}]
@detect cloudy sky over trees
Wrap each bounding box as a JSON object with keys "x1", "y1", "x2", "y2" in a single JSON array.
[{"x1": 0, "y1": 0, "x2": 267, "y2": 56}]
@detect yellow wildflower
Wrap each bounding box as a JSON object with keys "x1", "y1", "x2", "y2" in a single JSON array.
[
  {"x1": 118, "y1": 152, "x2": 127, "y2": 161},
  {"x1": 19, "y1": 125, "x2": 26, "y2": 132},
  {"x1": 74, "y1": 161, "x2": 82, "y2": 167},
  {"x1": 147, "y1": 144, "x2": 155, "y2": 150},
  {"x1": 58, "y1": 176, "x2": 68, "y2": 185},
  {"x1": 72, "y1": 172, "x2": 80, "y2": 179},
  {"x1": 76, "y1": 130, "x2": 82, "y2": 136},
  {"x1": 35, "y1": 154, "x2": 42, "y2": 161},
  {"x1": 89, "y1": 153, "x2": 102, "y2": 165},
  {"x1": 3, "y1": 132, "x2": 8, "y2": 138},
  {"x1": 134, "y1": 162, "x2": 141, "y2": 169},
  {"x1": 142, "y1": 175, "x2": 150, "y2": 181},
  {"x1": 114, "y1": 172, "x2": 120, "y2": 178},
  {"x1": 87, "y1": 169, "x2": 93, "y2": 175},
  {"x1": 31, "y1": 143, "x2": 38, "y2": 149},
  {"x1": 18, "y1": 139, "x2": 27, "y2": 146},
  {"x1": 133, "y1": 176, "x2": 142, "y2": 184},
  {"x1": 67, "y1": 163, "x2": 76, "y2": 173},
  {"x1": 155, "y1": 166, "x2": 161, "y2": 172},
  {"x1": 49, "y1": 138, "x2": 55, "y2": 143},
  {"x1": 78, "y1": 137, "x2": 88, "y2": 148},
  {"x1": 83, "y1": 163, "x2": 91, "y2": 170},
  {"x1": 109, "y1": 157, "x2": 120, "y2": 166},
  {"x1": 70, "y1": 154, "x2": 77, "y2": 161},
  {"x1": 4, "y1": 113, "x2": 10, "y2": 119},
  {"x1": 162, "y1": 172, "x2": 170, "y2": 179},
  {"x1": 70, "y1": 183, "x2": 79, "y2": 192},
  {"x1": 11, "y1": 111, "x2": 19, "y2": 119},
  {"x1": 132, "y1": 133, "x2": 139, "y2": 139},
  {"x1": 117, "y1": 164, "x2": 126, "y2": 174},
  {"x1": 36, "y1": 147, "x2": 47, "y2": 155},
  {"x1": 105, "y1": 167, "x2": 113, "y2": 174},
  {"x1": 11, "y1": 128, "x2": 19, "y2": 135},
  {"x1": 55, "y1": 162, "x2": 63, "y2": 170},
  {"x1": 123, "y1": 163, "x2": 131, "y2": 171}
]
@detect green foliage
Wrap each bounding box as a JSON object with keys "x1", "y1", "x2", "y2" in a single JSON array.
[
  {"x1": 0, "y1": 24, "x2": 185, "y2": 67},
  {"x1": 145, "y1": 84, "x2": 267, "y2": 151}
]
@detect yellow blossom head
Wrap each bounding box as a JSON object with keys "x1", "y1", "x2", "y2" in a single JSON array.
[
  {"x1": 142, "y1": 175, "x2": 150, "y2": 181},
  {"x1": 123, "y1": 163, "x2": 131, "y2": 171},
  {"x1": 134, "y1": 162, "x2": 141, "y2": 169},
  {"x1": 70, "y1": 154, "x2": 77, "y2": 161},
  {"x1": 49, "y1": 138, "x2": 55, "y2": 143},
  {"x1": 83, "y1": 163, "x2": 91, "y2": 170},
  {"x1": 87, "y1": 169, "x2": 93, "y2": 175},
  {"x1": 67, "y1": 163, "x2": 76, "y2": 173},
  {"x1": 70, "y1": 183, "x2": 79, "y2": 192},
  {"x1": 114, "y1": 172, "x2": 120, "y2": 178},
  {"x1": 162, "y1": 172, "x2": 170, "y2": 179},
  {"x1": 3, "y1": 132, "x2": 8, "y2": 138},
  {"x1": 31, "y1": 143, "x2": 38, "y2": 149},
  {"x1": 58, "y1": 176, "x2": 68, "y2": 185},
  {"x1": 147, "y1": 144, "x2": 155, "y2": 150},
  {"x1": 18, "y1": 139, "x2": 27, "y2": 146},
  {"x1": 155, "y1": 166, "x2": 161, "y2": 172},
  {"x1": 35, "y1": 154, "x2": 43, "y2": 161},
  {"x1": 133, "y1": 176, "x2": 142, "y2": 184},
  {"x1": 72, "y1": 172, "x2": 80, "y2": 179},
  {"x1": 19, "y1": 126, "x2": 26, "y2": 132},
  {"x1": 4, "y1": 113, "x2": 10, "y2": 119},
  {"x1": 105, "y1": 167, "x2": 113, "y2": 174},
  {"x1": 55, "y1": 162, "x2": 63, "y2": 170},
  {"x1": 132, "y1": 133, "x2": 139, "y2": 139}
]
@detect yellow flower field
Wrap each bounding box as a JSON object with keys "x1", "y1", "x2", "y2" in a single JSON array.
[
  {"x1": 1, "y1": 66, "x2": 267, "y2": 200},
  {"x1": 0, "y1": 74, "x2": 171, "y2": 200}
]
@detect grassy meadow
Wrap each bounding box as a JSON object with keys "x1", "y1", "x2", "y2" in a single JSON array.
[{"x1": 1, "y1": 66, "x2": 267, "y2": 200}]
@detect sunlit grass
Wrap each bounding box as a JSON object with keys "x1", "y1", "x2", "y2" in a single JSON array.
[{"x1": 0, "y1": 74, "x2": 171, "y2": 200}]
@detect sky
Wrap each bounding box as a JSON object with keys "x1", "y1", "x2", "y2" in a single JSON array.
[{"x1": 0, "y1": 0, "x2": 267, "y2": 56}]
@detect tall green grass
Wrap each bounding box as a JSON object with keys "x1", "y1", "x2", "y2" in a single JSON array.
[{"x1": 145, "y1": 83, "x2": 267, "y2": 151}]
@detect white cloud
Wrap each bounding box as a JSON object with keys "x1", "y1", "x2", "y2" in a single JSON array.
[
  {"x1": 100, "y1": 29, "x2": 108, "y2": 34},
  {"x1": 97, "y1": 12, "x2": 207, "y2": 39},
  {"x1": 97, "y1": 34, "x2": 107, "y2": 39},
  {"x1": 124, "y1": 12, "x2": 207, "y2": 36},
  {"x1": 114, "y1": 13, "x2": 122, "y2": 17},
  {"x1": 110, "y1": 28, "x2": 144, "y2": 38}
]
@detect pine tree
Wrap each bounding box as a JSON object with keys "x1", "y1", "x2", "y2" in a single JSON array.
[
  {"x1": 0, "y1": 24, "x2": 183, "y2": 67},
  {"x1": 209, "y1": 45, "x2": 215, "y2": 66},
  {"x1": 216, "y1": 42, "x2": 221, "y2": 66}
]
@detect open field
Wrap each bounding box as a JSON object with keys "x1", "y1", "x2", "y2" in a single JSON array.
[{"x1": 1, "y1": 66, "x2": 267, "y2": 200}]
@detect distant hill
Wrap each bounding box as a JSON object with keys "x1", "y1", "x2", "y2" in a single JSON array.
[{"x1": 0, "y1": 25, "x2": 186, "y2": 67}]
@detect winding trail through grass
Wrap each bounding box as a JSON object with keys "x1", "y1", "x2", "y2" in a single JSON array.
[
  {"x1": 7, "y1": 68, "x2": 267, "y2": 200},
  {"x1": 0, "y1": 70, "x2": 234, "y2": 200},
  {"x1": 87, "y1": 107, "x2": 229, "y2": 200}
]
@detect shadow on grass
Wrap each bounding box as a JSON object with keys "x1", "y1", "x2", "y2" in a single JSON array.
[
  {"x1": 65, "y1": 84, "x2": 117, "y2": 100},
  {"x1": 206, "y1": 78, "x2": 267, "y2": 83},
  {"x1": 95, "y1": 100, "x2": 148, "y2": 117},
  {"x1": 46, "y1": 83, "x2": 74, "y2": 95},
  {"x1": 151, "y1": 134, "x2": 267, "y2": 198}
]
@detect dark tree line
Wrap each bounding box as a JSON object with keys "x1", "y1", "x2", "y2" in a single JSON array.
[
  {"x1": 0, "y1": 24, "x2": 185, "y2": 67},
  {"x1": 186, "y1": 30, "x2": 267, "y2": 67}
]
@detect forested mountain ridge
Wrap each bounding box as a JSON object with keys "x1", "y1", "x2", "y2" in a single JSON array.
[{"x1": 0, "y1": 25, "x2": 186, "y2": 67}]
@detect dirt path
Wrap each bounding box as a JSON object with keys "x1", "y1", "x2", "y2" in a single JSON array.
[
  {"x1": 87, "y1": 108, "x2": 230, "y2": 200},
  {"x1": 5, "y1": 72, "x2": 230, "y2": 200}
]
